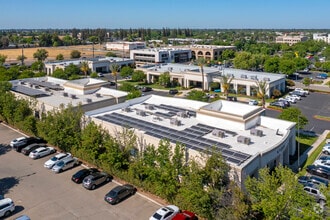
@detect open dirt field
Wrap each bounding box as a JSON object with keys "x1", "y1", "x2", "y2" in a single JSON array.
[{"x1": 0, "y1": 44, "x2": 109, "y2": 63}]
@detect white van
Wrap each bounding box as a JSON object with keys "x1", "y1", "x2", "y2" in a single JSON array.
[{"x1": 0, "y1": 198, "x2": 15, "y2": 218}]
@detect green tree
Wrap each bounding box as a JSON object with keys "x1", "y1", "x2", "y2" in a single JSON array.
[
  {"x1": 33, "y1": 49, "x2": 48, "y2": 61},
  {"x1": 80, "y1": 61, "x2": 89, "y2": 78},
  {"x1": 221, "y1": 49, "x2": 235, "y2": 60},
  {"x1": 0, "y1": 54, "x2": 7, "y2": 65},
  {"x1": 17, "y1": 54, "x2": 27, "y2": 65},
  {"x1": 245, "y1": 165, "x2": 319, "y2": 220},
  {"x1": 70, "y1": 50, "x2": 81, "y2": 59},
  {"x1": 110, "y1": 62, "x2": 120, "y2": 90},
  {"x1": 56, "y1": 53, "x2": 64, "y2": 60},
  {"x1": 126, "y1": 90, "x2": 142, "y2": 99},
  {"x1": 278, "y1": 107, "x2": 308, "y2": 130},
  {"x1": 30, "y1": 61, "x2": 44, "y2": 72},
  {"x1": 302, "y1": 77, "x2": 312, "y2": 90},
  {"x1": 220, "y1": 75, "x2": 234, "y2": 98},
  {"x1": 279, "y1": 59, "x2": 296, "y2": 75},
  {"x1": 233, "y1": 51, "x2": 257, "y2": 70},
  {"x1": 105, "y1": 51, "x2": 117, "y2": 57},
  {"x1": 197, "y1": 57, "x2": 206, "y2": 91},
  {"x1": 264, "y1": 56, "x2": 280, "y2": 73},
  {"x1": 256, "y1": 80, "x2": 268, "y2": 108},
  {"x1": 186, "y1": 90, "x2": 208, "y2": 102},
  {"x1": 321, "y1": 62, "x2": 330, "y2": 72},
  {"x1": 120, "y1": 66, "x2": 134, "y2": 78},
  {"x1": 158, "y1": 72, "x2": 171, "y2": 87},
  {"x1": 131, "y1": 70, "x2": 146, "y2": 82}
]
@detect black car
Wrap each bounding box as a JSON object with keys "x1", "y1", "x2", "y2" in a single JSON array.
[
  {"x1": 21, "y1": 143, "x2": 46, "y2": 155},
  {"x1": 306, "y1": 165, "x2": 330, "y2": 179},
  {"x1": 141, "y1": 87, "x2": 152, "y2": 92},
  {"x1": 269, "y1": 101, "x2": 287, "y2": 109},
  {"x1": 71, "y1": 168, "x2": 99, "y2": 184},
  {"x1": 104, "y1": 184, "x2": 137, "y2": 205},
  {"x1": 298, "y1": 175, "x2": 329, "y2": 186},
  {"x1": 169, "y1": 89, "x2": 178, "y2": 95},
  {"x1": 15, "y1": 137, "x2": 46, "y2": 152}
]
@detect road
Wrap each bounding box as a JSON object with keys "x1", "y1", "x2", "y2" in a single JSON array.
[{"x1": 0, "y1": 124, "x2": 161, "y2": 220}]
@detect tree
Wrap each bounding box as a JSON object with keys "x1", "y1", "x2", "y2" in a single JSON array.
[
  {"x1": 0, "y1": 54, "x2": 7, "y2": 65},
  {"x1": 158, "y1": 72, "x2": 171, "y2": 87},
  {"x1": 17, "y1": 55, "x2": 27, "y2": 65},
  {"x1": 186, "y1": 90, "x2": 208, "y2": 102},
  {"x1": 110, "y1": 62, "x2": 120, "y2": 90},
  {"x1": 30, "y1": 61, "x2": 44, "y2": 72},
  {"x1": 245, "y1": 165, "x2": 319, "y2": 220},
  {"x1": 279, "y1": 59, "x2": 296, "y2": 75},
  {"x1": 80, "y1": 61, "x2": 89, "y2": 78},
  {"x1": 197, "y1": 57, "x2": 206, "y2": 91},
  {"x1": 105, "y1": 51, "x2": 117, "y2": 57},
  {"x1": 70, "y1": 50, "x2": 81, "y2": 59},
  {"x1": 264, "y1": 56, "x2": 280, "y2": 73},
  {"x1": 131, "y1": 70, "x2": 146, "y2": 82},
  {"x1": 278, "y1": 107, "x2": 308, "y2": 130},
  {"x1": 56, "y1": 54, "x2": 64, "y2": 60},
  {"x1": 33, "y1": 49, "x2": 48, "y2": 61},
  {"x1": 302, "y1": 77, "x2": 312, "y2": 90},
  {"x1": 120, "y1": 66, "x2": 133, "y2": 78},
  {"x1": 220, "y1": 75, "x2": 234, "y2": 98},
  {"x1": 255, "y1": 80, "x2": 268, "y2": 108}
]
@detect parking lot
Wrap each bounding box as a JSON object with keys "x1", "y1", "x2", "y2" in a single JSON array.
[
  {"x1": 265, "y1": 91, "x2": 330, "y2": 135},
  {"x1": 0, "y1": 124, "x2": 161, "y2": 219}
]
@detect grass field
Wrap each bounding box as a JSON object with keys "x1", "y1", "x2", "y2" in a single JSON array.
[{"x1": 0, "y1": 44, "x2": 109, "y2": 63}]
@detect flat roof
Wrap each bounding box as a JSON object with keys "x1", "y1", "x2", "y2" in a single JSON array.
[
  {"x1": 86, "y1": 95, "x2": 295, "y2": 167},
  {"x1": 44, "y1": 57, "x2": 133, "y2": 66}
]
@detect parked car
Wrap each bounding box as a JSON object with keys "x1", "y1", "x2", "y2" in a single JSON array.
[
  {"x1": 314, "y1": 159, "x2": 330, "y2": 168},
  {"x1": 71, "y1": 168, "x2": 99, "y2": 184},
  {"x1": 21, "y1": 143, "x2": 46, "y2": 155},
  {"x1": 142, "y1": 86, "x2": 152, "y2": 92},
  {"x1": 290, "y1": 90, "x2": 306, "y2": 97},
  {"x1": 10, "y1": 136, "x2": 46, "y2": 152},
  {"x1": 298, "y1": 175, "x2": 329, "y2": 187},
  {"x1": 319, "y1": 155, "x2": 330, "y2": 161},
  {"x1": 82, "y1": 172, "x2": 112, "y2": 190},
  {"x1": 172, "y1": 210, "x2": 198, "y2": 220},
  {"x1": 322, "y1": 144, "x2": 330, "y2": 155},
  {"x1": 316, "y1": 73, "x2": 328, "y2": 79},
  {"x1": 248, "y1": 100, "x2": 258, "y2": 105},
  {"x1": 286, "y1": 94, "x2": 301, "y2": 101},
  {"x1": 52, "y1": 157, "x2": 80, "y2": 173},
  {"x1": 29, "y1": 146, "x2": 56, "y2": 159},
  {"x1": 104, "y1": 184, "x2": 137, "y2": 205},
  {"x1": 44, "y1": 152, "x2": 72, "y2": 169},
  {"x1": 169, "y1": 89, "x2": 179, "y2": 95},
  {"x1": 297, "y1": 129, "x2": 317, "y2": 137},
  {"x1": 149, "y1": 205, "x2": 180, "y2": 220},
  {"x1": 306, "y1": 165, "x2": 330, "y2": 179},
  {"x1": 269, "y1": 101, "x2": 287, "y2": 109},
  {"x1": 294, "y1": 88, "x2": 309, "y2": 95},
  {"x1": 97, "y1": 72, "x2": 104, "y2": 77},
  {"x1": 227, "y1": 96, "x2": 237, "y2": 101},
  {"x1": 304, "y1": 183, "x2": 326, "y2": 203},
  {"x1": 109, "y1": 81, "x2": 116, "y2": 86},
  {"x1": 0, "y1": 198, "x2": 15, "y2": 218}
]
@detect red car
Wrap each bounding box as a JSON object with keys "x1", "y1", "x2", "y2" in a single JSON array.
[{"x1": 172, "y1": 210, "x2": 198, "y2": 220}]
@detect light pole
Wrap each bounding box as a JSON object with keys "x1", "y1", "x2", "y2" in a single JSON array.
[
  {"x1": 297, "y1": 116, "x2": 300, "y2": 171},
  {"x1": 21, "y1": 45, "x2": 24, "y2": 66}
]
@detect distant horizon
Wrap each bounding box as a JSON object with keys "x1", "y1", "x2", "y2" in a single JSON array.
[{"x1": 1, "y1": 0, "x2": 330, "y2": 29}]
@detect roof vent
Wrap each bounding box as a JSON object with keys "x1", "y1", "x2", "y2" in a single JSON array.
[
  {"x1": 250, "y1": 75, "x2": 258, "y2": 80},
  {"x1": 237, "y1": 135, "x2": 251, "y2": 145},
  {"x1": 177, "y1": 111, "x2": 187, "y2": 118},
  {"x1": 122, "y1": 107, "x2": 131, "y2": 112},
  {"x1": 250, "y1": 128, "x2": 263, "y2": 137},
  {"x1": 63, "y1": 92, "x2": 68, "y2": 97},
  {"x1": 145, "y1": 104, "x2": 155, "y2": 110},
  {"x1": 212, "y1": 129, "x2": 225, "y2": 138},
  {"x1": 95, "y1": 93, "x2": 101, "y2": 97},
  {"x1": 69, "y1": 94, "x2": 76, "y2": 99},
  {"x1": 84, "y1": 98, "x2": 92, "y2": 103},
  {"x1": 241, "y1": 74, "x2": 247, "y2": 79},
  {"x1": 136, "y1": 109, "x2": 146, "y2": 116},
  {"x1": 263, "y1": 77, "x2": 270, "y2": 81},
  {"x1": 170, "y1": 118, "x2": 181, "y2": 126}
]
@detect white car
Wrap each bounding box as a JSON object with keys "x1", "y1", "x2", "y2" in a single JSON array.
[
  {"x1": 286, "y1": 94, "x2": 301, "y2": 101},
  {"x1": 52, "y1": 157, "x2": 79, "y2": 173},
  {"x1": 149, "y1": 205, "x2": 180, "y2": 220},
  {"x1": 0, "y1": 198, "x2": 15, "y2": 218},
  {"x1": 29, "y1": 146, "x2": 56, "y2": 159},
  {"x1": 44, "y1": 152, "x2": 72, "y2": 169},
  {"x1": 314, "y1": 159, "x2": 330, "y2": 168},
  {"x1": 322, "y1": 144, "x2": 330, "y2": 155},
  {"x1": 248, "y1": 100, "x2": 258, "y2": 105},
  {"x1": 295, "y1": 88, "x2": 309, "y2": 95}
]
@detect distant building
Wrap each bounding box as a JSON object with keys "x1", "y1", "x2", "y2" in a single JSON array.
[
  {"x1": 313, "y1": 33, "x2": 330, "y2": 43},
  {"x1": 44, "y1": 57, "x2": 134, "y2": 75},
  {"x1": 275, "y1": 35, "x2": 308, "y2": 45},
  {"x1": 105, "y1": 41, "x2": 146, "y2": 51},
  {"x1": 130, "y1": 48, "x2": 192, "y2": 64},
  {"x1": 137, "y1": 63, "x2": 286, "y2": 97},
  {"x1": 189, "y1": 45, "x2": 236, "y2": 61}
]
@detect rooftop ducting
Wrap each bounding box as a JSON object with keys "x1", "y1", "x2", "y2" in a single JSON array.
[
  {"x1": 95, "y1": 93, "x2": 101, "y2": 97},
  {"x1": 136, "y1": 109, "x2": 146, "y2": 116},
  {"x1": 84, "y1": 98, "x2": 92, "y2": 103},
  {"x1": 63, "y1": 92, "x2": 68, "y2": 97},
  {"x1": 122, "y1": 107, "x2": 131, "y2": 112}
]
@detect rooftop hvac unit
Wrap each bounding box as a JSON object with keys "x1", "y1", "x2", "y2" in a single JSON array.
[
  {"x1": 170, "y1": 118, "x2": 181, "y2": 126},
  {"x1": 84, "y1": 98, "x2": 92, "y2": 103},
  {"x1": 177, "y1": 111, "x2": 187, "y2": 118},
  {"x1": 95, "y1": 93, "x2": 101, "y2": 97},
  {"x1": 63, "y1": 92, "x2": 68, "y2": 97},
  {"x1": 263, "y1": 77, "x2": 270, "y2": 81},
  {"x1": 122, "y1": 107, "x2": 131, "y2": 112},
  {"x1": 250, "y1": 128, "x2": 263, "y2": 137},
  {"x1": 241, "y1": 74, "x2": 247, "y2": 79},
  {"x1": 70, "y1": 94, "x2": 76, "y2": 99},
  {"x1": 44, "y1": 88, "x2": 50, "y2": 91},
  {"x1": 145, "y1": 104, "x2": 155, "y2": 110},
  {"x1": 212, "y1": 129, "x2": 225, "y2": 138},
  {"x1": 250, "y1": 75, "x2": 258, "y2": 80},
  {"x1": 136, "y1": 109, "x2": 146, "y2": 116},
  {"x1": 237, "y1": 136, "x2": 251, "y2": 145}
]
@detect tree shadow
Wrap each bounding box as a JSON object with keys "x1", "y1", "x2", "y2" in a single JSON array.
[
  {"x1": 0, "y1": 144, "x2": 12, "y2": 156},
  {"x1": 0, "y1": 177, "x2": 20, "y2": 195}
]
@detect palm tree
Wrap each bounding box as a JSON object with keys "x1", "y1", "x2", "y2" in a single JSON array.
[
  {"x1": 110, "y1": 62, "x2": 120, "y2": 90},
  {"x1": 80, "y1": 61, "x2": 89, "y2": 78},
  {"x1": 197, "y1": 57, "x2": 206, "y2": 91},
  {"x1": 256, "y1": 80, "x2": 269, "y2": 108},
  {"x1": 220, "y1": 74, "x2": 234, "y2": 99}
]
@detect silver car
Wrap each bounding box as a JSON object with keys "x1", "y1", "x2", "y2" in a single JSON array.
[
  {"x1": 82, "y1": 172, "x2": 112, "y2": 190},
  {"x1": 44, "y1": 152, "x2": 71, "y2": 169},
  {"x1": 52, "y1": 157, "x2": 79, "y2": 173}
]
